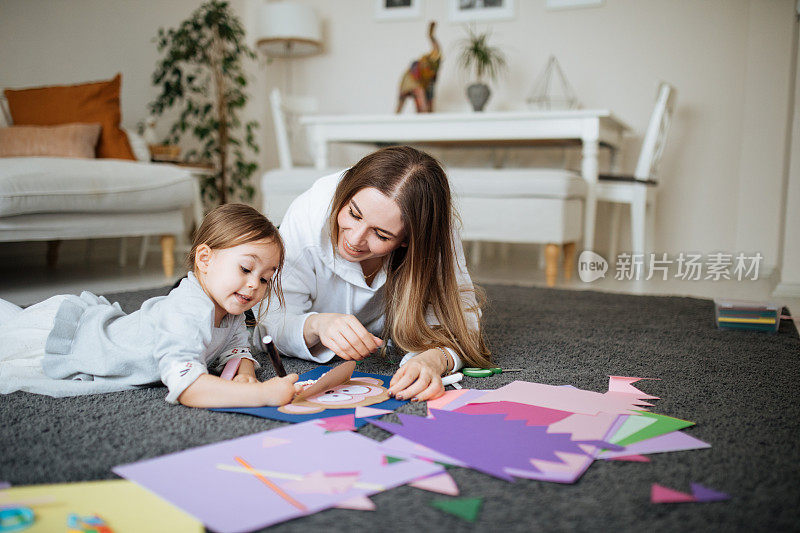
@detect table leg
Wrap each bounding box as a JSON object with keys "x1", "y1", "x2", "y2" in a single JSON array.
[
  {"x1": 160, "y1": 235, "x2": 176, "y2": 278},
  {"x1": 562, "y1": 242, "x2": 576, "y2": 281},
  {"x1": 581, "y1": 138, "x2": 599, "y2": 252},
  {"x1": 544, "y1": 243, "x2": 559, "y2": 287}
]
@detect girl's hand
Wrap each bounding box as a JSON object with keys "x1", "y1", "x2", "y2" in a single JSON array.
[
  {"x1": 306, "y1": 313, "x2": 383, "y2": 360},
  {"x1": 259, "y1": 374, "x2": 300, "y2": 406},
  {"x1": 388, "y1": 349, "x2": 446, "y2": 402}
]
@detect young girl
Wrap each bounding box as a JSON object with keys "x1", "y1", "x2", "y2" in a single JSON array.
[
  {"x1": 253, "y1": 146, "x2": 492, "y2": 402},
  {"x1": 0, "y1": 203, "x2": 299, "y2": 408}
]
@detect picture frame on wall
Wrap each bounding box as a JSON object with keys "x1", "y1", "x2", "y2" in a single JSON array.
[
  {"x1": 449, "y1": 0, "x2": 515, "y2": 22},
  {"x1": 375, "y1": 0, "x2": 422, "y2": 21}
]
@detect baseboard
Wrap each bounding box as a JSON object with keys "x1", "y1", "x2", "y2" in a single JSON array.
[{"x1": 772, "y1": 281, "x2": 800, "y2": 297}]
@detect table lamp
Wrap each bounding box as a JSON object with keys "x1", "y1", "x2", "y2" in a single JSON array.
[{"x1": 257, "y1": 1, "x2": 322, "y2": 94}]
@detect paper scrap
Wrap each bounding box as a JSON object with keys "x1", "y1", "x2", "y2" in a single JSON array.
[
  {"x1": 430, "y1": 497, "x2": 483, "y2": 522},
  {"x1": 282, "y1": 471, "x2": 359, "y2": 495},
  {"x1": 355, "y1": 406, "x2": 392, "y2": 418},
  {"x1": 335, "y1": 495, "x2": 376, "y2": 511},
  {"x1": 454, "y1": 401, "x2": 572, "y2": 426},
  {"x1": 262, "y1": 436, "x2": 291, "y2": 448},
  {"x1": 409, "y1": 471, "x2": 459, "y2": 496},
  {"x1": 651, "y1": 484, "x2": 696, "y2": 503},
  {"x1": 607, "y1": 376, "x2": 660, "y2": 399},
  {"x1": 317, "y1": 414, "x2": 356, "y2": 432},
  {"x1": 604, "y1": 454, "x2": 651, "y2": 462},
  {"x1": 611, "y1": 412, "x2": 694, "y2": 447},
  {"x1": 690, "y1": 483, "x2": 730, "y2": 502},
  {"x1": 0, "y1": 480, "x2": 202, "y2": 532},
  {"x1": 599, "y1": 430, "x2": 710, "y2": 459}
]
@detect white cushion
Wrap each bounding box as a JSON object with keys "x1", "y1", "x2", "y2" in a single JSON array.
[
  {"x1": 447, "y1": 168, "x2": 586, "y2": 199},
  {"x1": 0, "y1": 157, "x2": 195, "y2": 217},
  {"x1": 0, "y1": 211, "x2": 185, "y2": 242}
]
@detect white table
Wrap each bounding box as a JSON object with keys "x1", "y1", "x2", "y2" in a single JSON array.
[{"x1": 301, "y1": 110, "x2": 629, "y2": 250}]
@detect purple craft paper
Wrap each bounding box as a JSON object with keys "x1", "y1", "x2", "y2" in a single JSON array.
[
  {"x1": 114, "y1": 420, "x2": 441, "y2": 532},
  {"x1": 370, "y1": 410, "x2": 619, "y2": 482},
  {"x1": 598, "y1": 430, "x2": 710, "y2": 459},
  {"x1": 379, "y1": 435, "x2": 466, "y2": 467},
  {"x1": 690, "y1": 483, "x2": 730, "y2": 502}
]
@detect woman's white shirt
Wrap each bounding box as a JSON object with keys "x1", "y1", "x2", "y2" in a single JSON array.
[{"x1": 254, "y1": 171, "x2": 477, "y2": 369}]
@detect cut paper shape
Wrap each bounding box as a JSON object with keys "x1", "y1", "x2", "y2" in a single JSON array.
[
  {"x1": 607, "y1": 376, "x2": 660, "y2": 399},
  {"x1": 690, "y1": 483, "x2": 730, "y2": 502},
  {"x1": 212, "y1": 367, "x2": 407, "y2": 427},
  {"x1": 604, "y1": 454, "x2": 651, "y2": 462},
  {"x1": 598, "y1": 430, "x2": 710, "y2": 459},
  {"x1": 380, "y1": 436, "x2": 465, "y2": 467},
  {"x1": 334, "y1": 495, "x2": 376, "y2": 511},
  {"x1": 470, "y1": 380, "x2": 656, "y2": 417},
  {"x1": 355, "y1": 406, "x2": 392, "y2": 418},
  {"x1": 114, "y1": 420, "x2": 442, "y2": 532},
  {"x1": 382, "y1": 455, "x2": 406, "y2": 465},
  {"x1": 282, "y1": 471, "x2": 359, "y2": 495},
  {"x1": 409, "y1": 471, "x2": 459, "y2": 496},
  {"x1": 651, "y1": 484, "x2": 696, "y2": 503},
  {"x1": 430, "y1": 497, "x2": 483, "y2": 522},
  {"x1": 455, "y1": 401, "x2": 573, "y2": 426},
  {"x1": 235, "y1": 456, "x2": 308, "y2": 511},
  {"x1": 317, "y1": 414, "x2": 356, "y2": 432},
  {"x1": 370, "y1": 410, "x2": 621, "y2": 481},
  {"x1": 427, "y1": 389, "x2": 489, "y2": 417},
  {"x1": 294, "y1": 360, "x2": 356, "y2": 401},
  {"x1": 611, "y1": 412, "x2": 695, "y2": 447},
  {"x1": 426, "y1": 389, "x2": 471, "y2": 412},
  {"x1": 0, "y1": 480, "x2": 202, "y2": 532},
  {"x1": 608, "y1": 415, "x2": 658, "y2": 444},
  {"x1": 262, "y1": 436, "x2": 291, "y2": 449}
]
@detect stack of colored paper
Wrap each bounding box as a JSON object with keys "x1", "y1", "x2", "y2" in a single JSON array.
[{"x1": 714, "y1": 299, "x2": 781, "y2": 332}]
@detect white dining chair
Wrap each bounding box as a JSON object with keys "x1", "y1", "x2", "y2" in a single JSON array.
[
  {"x1": 597, "y1": 82, "x2": 676, "y2": 260},
  {"x1": 261, "y1": 88, "x2": 342, "y2": 223}
]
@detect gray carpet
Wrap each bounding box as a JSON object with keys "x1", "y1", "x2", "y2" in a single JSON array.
[{"x1": 1, "y1": 283, "x2": 798, "y2": 532}]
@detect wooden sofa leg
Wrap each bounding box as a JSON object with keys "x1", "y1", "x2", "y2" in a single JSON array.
[
  {"x1": 562, "y1": 242, "x2": 576, "y2": 281},
  {"x1": 544, "y1": 243, "x2": 559, "y2": 287},
  {"x1": 46, "y1": 240, "x2": 61, "y2": 268},
  {"x1": 160, "y1": 235, "x2": 176, "y2": 278}
]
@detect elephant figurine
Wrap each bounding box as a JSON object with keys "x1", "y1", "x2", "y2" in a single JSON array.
[{"x1": 396, "y1": 21, "x2": 441, "y2": 113}]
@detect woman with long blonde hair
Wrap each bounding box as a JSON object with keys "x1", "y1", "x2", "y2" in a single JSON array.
[{"x1": 255, "y1": 146, "x2": 491, "y2": 401}]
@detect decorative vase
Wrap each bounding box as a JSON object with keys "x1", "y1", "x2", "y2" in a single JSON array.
[{"x1": 466, "y1": 83, "x2": 491, "y2": 112}]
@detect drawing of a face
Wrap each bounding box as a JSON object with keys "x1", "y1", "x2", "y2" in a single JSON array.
[{"x1": 278, "y1": 377, "x2": 390, "y2": 414}]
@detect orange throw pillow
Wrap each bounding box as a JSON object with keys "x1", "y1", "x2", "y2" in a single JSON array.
[
  {"x1": 0, "y1": 124, "x2": 102, "y2": 159},
  {"x1": 3, "y1": 74, "x2": 134, "y2": 160}
]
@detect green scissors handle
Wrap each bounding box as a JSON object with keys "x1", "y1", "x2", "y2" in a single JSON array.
[{"x1": 462, "y1": 367, "x2": 523, "y2": 378}]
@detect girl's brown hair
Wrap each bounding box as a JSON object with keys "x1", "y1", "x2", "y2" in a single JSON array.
[
  {"x1": 189, "y1": 203, "x2": 285, "y2": 317},
  {"x1": 328, "y1": 146, "x2": 492, "y2": 368}
]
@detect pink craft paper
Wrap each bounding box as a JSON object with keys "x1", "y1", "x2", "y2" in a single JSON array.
[
  {"x1": 604, "y1": 454, "x2": 651, "y2": 462},
  {"x1": 598, "y1": 430, "x2": 710, "y2": 459},
  {"x1": 409, "y1": 471, "x2": 459, "y2": 496},
  {"x1": 651, "y1": 484, "x2": 696, "y2": 503},
  {"x1": 426, "y1": 389, "x2": 470, "y2": 411},
  {"x1": 335, "y1": 495, "x2": 376, "y2": 510},
  {"x1": 454, "y1": 401, "x2": 573, "y2": 426},
  {"x1": 607, "y1": 376, "x2": 660, "y2": 399},
  {"x1": 427, "y1": 389, "x2": 489, "y2": 417},
  {"x1": 470, "y1": 381, "x2": 655, "y2": 416},
  {"x1": 114, "y1": 419, "x2": 442, "y2": 532},
  {"x1": 355, "y1": 406, "x2": 392, "y2": 418},
  {"x1": 690, "y1": 483, "x2": 730, "y2": 502},
  {"x1": 316, "y1": 414, "x2": 356, "y2": 432}
]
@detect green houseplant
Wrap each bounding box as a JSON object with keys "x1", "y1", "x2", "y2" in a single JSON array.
[
  {"x1": 150, "y1": 0, "x2": 259, "y2": 206},
  {"x1": 458, "y1": 27, "x2": 507, "y2": 112}
]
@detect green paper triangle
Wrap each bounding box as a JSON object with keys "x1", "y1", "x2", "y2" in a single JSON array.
[
  {"x1": 430, "y1": 497, "x2": 483, "y2": 522},
  {"x1": 612, "y1": 411, "x2": 695, "y2": 447},
  {"x1": 385, "y1": 455, "x2": 406, "y2": 464}
]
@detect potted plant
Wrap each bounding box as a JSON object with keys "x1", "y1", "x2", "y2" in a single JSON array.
[
  {"x1": 149, "y1": 0, "x2": 259, "y2": 207},
  {"x1": 458, "y1": 27, "x2": 507, "y2": 112}
]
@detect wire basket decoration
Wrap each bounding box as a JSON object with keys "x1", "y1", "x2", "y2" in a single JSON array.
[{"x1": 526, "y1": 55, "x2": 580, "y2": 110}]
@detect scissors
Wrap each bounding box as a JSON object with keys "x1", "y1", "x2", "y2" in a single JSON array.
[{"x1": 461, "y1": 367, "x2": 524, "y2": 378}]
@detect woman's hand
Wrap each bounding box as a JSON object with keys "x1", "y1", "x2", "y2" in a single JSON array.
[
  {"x1": 305, "y1": 313, "x2": 383, "y2": 360},
  {"x1": 388, "y1": 349, "x2": 447, "y2": 402}
]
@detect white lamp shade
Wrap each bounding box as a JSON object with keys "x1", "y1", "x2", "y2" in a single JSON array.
[{"x1": 258, "y1": 2, "x2": 322, "y2": 57}]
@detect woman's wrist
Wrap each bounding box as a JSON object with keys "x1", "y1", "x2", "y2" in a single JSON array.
[{"x1": 435, "y1": 347, "x2": 453, "y2": 375}]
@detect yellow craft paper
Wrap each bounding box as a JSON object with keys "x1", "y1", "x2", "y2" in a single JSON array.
[{"x1": 0, "y1": 479, "x2": 202, "y2": 532}]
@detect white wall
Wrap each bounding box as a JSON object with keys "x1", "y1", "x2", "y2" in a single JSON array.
[{"x1": 0, "y1": 0, "x2": 796, "y2": 274}]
